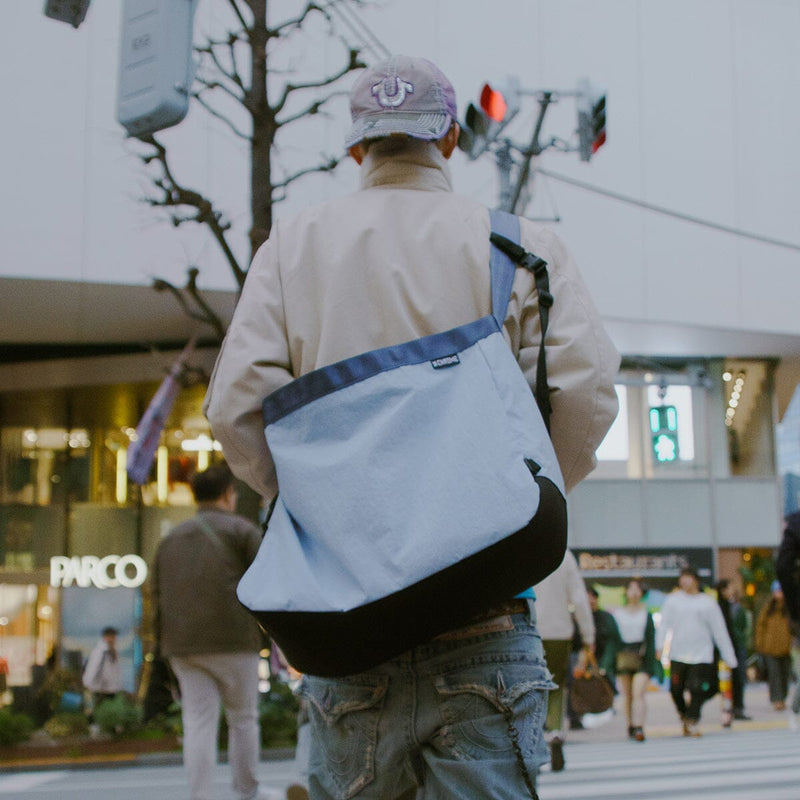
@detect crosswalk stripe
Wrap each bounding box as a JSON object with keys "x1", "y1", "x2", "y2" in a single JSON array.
[
  {"x1": 0, "y1": 771, "x2": 68, "y2": 793},
  {"x1": 537, "y1": 729, "x2": 800, "y2": 799}
]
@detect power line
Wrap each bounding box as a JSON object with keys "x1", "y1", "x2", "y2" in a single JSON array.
[
  {"x1": 534, "y1": 167, "x2": 800, "y2": 253},
  {"x1": 328, "y1": 0, "x2": 391, "y2": 62}
]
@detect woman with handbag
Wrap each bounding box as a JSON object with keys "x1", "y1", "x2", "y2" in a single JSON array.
[
  {"x1": 755, "y1": 581, "x2": 793, "y2": 710},
  {"x1": 612, "y1": 579, "x2": 662, "y2": 742}
]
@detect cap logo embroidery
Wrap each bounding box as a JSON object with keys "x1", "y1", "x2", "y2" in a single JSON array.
[{"x1": 372, "y1": 76, "x2": 414, "y2": 109}]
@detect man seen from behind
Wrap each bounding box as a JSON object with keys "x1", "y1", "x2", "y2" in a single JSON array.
[
  {"x1": 150, "y1": 464, "x2": 272, "y2": 800},
  {"x1": 204, "y1": 55, "x2": 619, "y2": 799}
]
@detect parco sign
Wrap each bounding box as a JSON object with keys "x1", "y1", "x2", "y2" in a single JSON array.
[{"x1": 50, "y1": 555, "x2": 148, "y2": 589}]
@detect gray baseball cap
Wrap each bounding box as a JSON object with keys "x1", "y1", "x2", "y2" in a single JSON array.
[{"x1": 345, "y1": 55, "x2": 457, "y2": 149}]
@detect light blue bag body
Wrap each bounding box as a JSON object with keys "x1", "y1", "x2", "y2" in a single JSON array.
[{"x1": 238, "y1": 209, "x2": 567, "y2": 676}]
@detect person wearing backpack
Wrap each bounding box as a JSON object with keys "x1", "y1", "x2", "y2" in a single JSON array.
[{"x1": 205, "y1": 54, "x2": 619, "y2": 800}]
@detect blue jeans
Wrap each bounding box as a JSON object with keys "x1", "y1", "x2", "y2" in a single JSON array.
[{"x1": 302, "y1": 600, "x2": 553, "y2": 799}]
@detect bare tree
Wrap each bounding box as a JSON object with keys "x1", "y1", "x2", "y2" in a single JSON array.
[{"x1": 136, "y1": 0, "x2": 369, "y2": 339}]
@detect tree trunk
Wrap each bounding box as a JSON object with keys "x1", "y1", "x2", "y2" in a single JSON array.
[{"x1": 249, "y1": 0, "x2": 274, "y2": 264}]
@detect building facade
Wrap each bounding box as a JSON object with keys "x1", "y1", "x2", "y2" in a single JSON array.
[{"x1": 1, "y1": 1, "x2": 798, "y2": 693}]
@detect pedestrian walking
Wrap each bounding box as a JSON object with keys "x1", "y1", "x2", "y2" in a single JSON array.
[
  {"x1": 535, "y1": 550, "x2": 596, "y2": 771},
  {"x1": 656, "y1": 567, "x2": 738, "y2": 737},
  {"x1": 150, "y1": 464, "x2": 278, "y2": 800},
  {"x1": 82, "y1": 626, "x2": 122, "y2": 708},
  {"x1": 716, "y1": 578, "x2": 751, "y2": 721},
  {"x1": 568, "y1": 586, "x2": 620, "y2": 730},
  {"x1": 204, "y1": 54, "x2": 619, "y2": 800},
  {"x1": 587, "y1": 587, "x2": 621, "y2": 680},
  {"x1": 754, "y1": 580, "x2": 793, "y2": 711},
  {"x1": 611, "y1": 578, "x2": 662, "y2": 742},
  {"x1": 776, "y1": 509, "x2": 800, "y2": 623}
]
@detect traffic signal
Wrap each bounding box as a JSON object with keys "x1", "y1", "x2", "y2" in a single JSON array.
[
  {"x1": 650, "y1": 405, "x2": 679, "y2": 463},
  {"x1": 117, "y1": 0, "x2": 198, "y2": 138},
  {"x1": 458, "y1": 80, "x2": 520, "y2": 160},
  {"x1": 577, "y1": 78, "x2": 607, "y2": 161},
  {"x1": 44, "y1": 0, "x2": 92, "y2": 28}
]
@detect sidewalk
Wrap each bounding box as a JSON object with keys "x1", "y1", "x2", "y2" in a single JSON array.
[
  {"x1": 1, "y1": 682, "x2": 793, "y2": 772},
  {"x1": 567, "y1": 680, "x2": 795, "y2": 745},
  {"x1": 0, "y1": 744, "x2": 294, "y2": 773}
]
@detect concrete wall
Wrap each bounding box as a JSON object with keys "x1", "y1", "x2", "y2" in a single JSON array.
[{"x1": 568, "y1": 476, "x2": 783, "y2": 550}]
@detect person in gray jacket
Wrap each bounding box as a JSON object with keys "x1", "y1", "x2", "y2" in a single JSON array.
[{"x1": 150, "y1": 464, "x2": 273, "y2": 800}]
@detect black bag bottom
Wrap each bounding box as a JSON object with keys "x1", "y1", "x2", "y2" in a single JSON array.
[{"x1": 252, "y1": 474, "x2": 567, "y2": 677}]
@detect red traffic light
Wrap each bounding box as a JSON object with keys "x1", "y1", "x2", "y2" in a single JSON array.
[
  {"x1": 592, "y1": 130, "x2": 606, "y2": 153},
  {"x1": 591, "y1": 95, "x2": 606, "y2": 153},
  {"x1": 480, "y1": 84, "x2": 507, "y2": 123}
]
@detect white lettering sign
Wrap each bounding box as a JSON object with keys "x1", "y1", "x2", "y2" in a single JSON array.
[{"x1": 50, "y1": 555, "x2": 148, "y2": 589}]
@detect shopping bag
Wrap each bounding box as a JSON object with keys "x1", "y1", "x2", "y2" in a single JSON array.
[
  {"x1": 571, "y1": 651, "x2": 615, "y2": 715},
  {"x1": 238, "y1": 209, "x2": 567, "y2": 676}
]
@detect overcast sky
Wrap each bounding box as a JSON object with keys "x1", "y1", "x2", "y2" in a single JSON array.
[{"x1": 3, "y1": 1, "x2": 799, "y2": 344}]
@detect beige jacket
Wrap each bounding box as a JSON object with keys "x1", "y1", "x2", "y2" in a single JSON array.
[
  {"x1": 533, "y1": 549, "x2": 595, "y2": 644},
  {"x1": 204, "y1": 140, "x2": 620, "y2": 500}
]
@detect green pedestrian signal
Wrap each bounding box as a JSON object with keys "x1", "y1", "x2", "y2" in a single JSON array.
[{"x1": 649, "y1": 405, "x2": 679, "y2": 463}]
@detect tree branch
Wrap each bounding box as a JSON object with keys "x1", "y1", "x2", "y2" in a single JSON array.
[
  {"x1": 191, "y1": 90, "x2": 251, "y2": 139},
  {"x1": 194, "y1": 75, "x2": 245, "y2": 105},
  {"x1": 196, "y1": 37, "x2": 246, "y2": 95},
  {"x1": 228, "y1": 0, "x2": 250, "y2": 32},
  {"x1": 272, "y1": 155, "x2": 341, "y2": 193},
  {"x1": 270, "y1": 2, "x2": 324, "y2": 37},
  {"x1": 274, "y1": 48, "x2": 364, "y2": 114},
  {"x1": 277, "y1": 89, "x2": 348, "y2": 127},
  {"x1": 139, "y1": 136, "x2": 247, "y2": 289},
  {"x1": 153, "y1": 269, "x2": 226, "y2": 342},
  {"x1": 186, "y1": 267, "x2": 227, "y2": 340}
]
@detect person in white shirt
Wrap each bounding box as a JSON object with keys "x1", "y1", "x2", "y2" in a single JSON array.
[
  {"x1": 656, "y1": 568, "x2": 737, "y2": 737},
  {"x1": 612, "y1": 578, "x2": 662, "y2": 742},
  {"x1": 82, "y1": 626, "x2": 123, "y2": 707}
]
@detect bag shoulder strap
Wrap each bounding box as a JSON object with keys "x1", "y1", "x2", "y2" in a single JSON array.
[
  {"x1": 196, "y1": 513, "x2": 241, "y2": 567},
  {"x1": 488, "y1": 208, "x2": 554, "y2": 431}
]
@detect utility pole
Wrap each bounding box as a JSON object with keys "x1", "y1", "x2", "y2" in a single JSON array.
[{"x1": 458, "y1": 78, "x2": 607, "y2": 215}]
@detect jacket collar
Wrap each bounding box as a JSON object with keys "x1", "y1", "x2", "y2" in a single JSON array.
[{"x1": 359, "y1": 140, "x2": 454, "y2": 193}]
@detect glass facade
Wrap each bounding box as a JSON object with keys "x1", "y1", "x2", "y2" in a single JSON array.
[
  {"x1": 0, "y1": 381, "x2": 217, "y2": 688},
  {"x1": 592, "y1": 358, "x2": 777, "y2": 482},
  {"x1": 0, "y1": 356, "x2": 782, "y2": 689},
  {"x1": 777, "y1": 384, "x2": 800, "y2": 515}
]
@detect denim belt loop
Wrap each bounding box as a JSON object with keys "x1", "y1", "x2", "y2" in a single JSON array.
[{"x1": 524, "y1": 597, "x2": 537, "y2": 627}]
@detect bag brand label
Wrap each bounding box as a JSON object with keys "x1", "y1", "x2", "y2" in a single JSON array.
[{"x1": 431, "y1": 354, "x2": 461, "y2": 369}]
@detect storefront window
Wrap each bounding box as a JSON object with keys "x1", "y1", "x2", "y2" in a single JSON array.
[
  {"x1": 722, "y1": 360, "x2": 776, "y2": 478},
  {"x1": 591, "y1": 368, "x2": 709, "y2": 480},
  {"x1": 595, "y1": 385, "x2": 629, "y2": 463},
  {"x1": 0, "y1": 381, "x2": 226, "y2": 691},
  {"x1": 1, "y1": 427, "x2": 90, "y2": 506},
  {"x1": 777, "y1": 382, "x2": 800, "y2": 514},
  {"x1": 0, "y1": 384, "x2": 223, "y2": 510}
]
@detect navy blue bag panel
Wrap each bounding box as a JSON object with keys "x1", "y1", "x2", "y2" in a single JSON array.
[{"x1": 237, "y1": 209, "x2": 567, "y2": 676}]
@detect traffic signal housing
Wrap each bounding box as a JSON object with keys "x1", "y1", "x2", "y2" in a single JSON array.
[
  {"x1": 44, "y1": 0, "x2": 92, "y2": 28},
  {"x1": 458, "y1": 80, "x2": 520, "y2": 160},
  {"x1": 650, "y1": 405, "x2": 679, "y2": 463},
  {"x1": 117, "y1": 0, "x2": 198, "y2": 138},
  {"x1": 577, "y1": 79, "x2": 607, "y2": 161}
]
